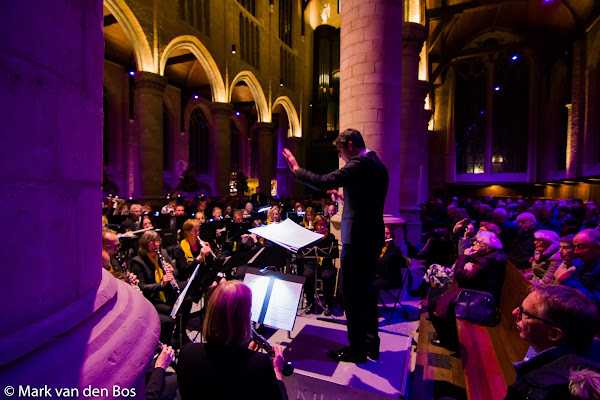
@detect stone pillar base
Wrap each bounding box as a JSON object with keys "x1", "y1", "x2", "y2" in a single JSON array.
[{"x1": 0, "y1": 270, "x2": 160, "y2": 393}]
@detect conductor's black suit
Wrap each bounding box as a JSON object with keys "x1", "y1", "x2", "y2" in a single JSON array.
[{"x1": 295, "y1": 150, "x2": 388, "y2": 355}]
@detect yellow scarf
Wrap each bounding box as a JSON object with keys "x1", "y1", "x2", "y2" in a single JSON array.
[
  {"x1": 180, "y1": 239, "x2": 194, "y2": 263},
  {"x1": 152, "y1": 257, "x2": 167, "y2": 303}
]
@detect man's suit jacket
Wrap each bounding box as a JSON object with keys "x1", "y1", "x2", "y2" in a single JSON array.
[{"x1": 295, "y1": 151, "x2": 388, "y2": 247}]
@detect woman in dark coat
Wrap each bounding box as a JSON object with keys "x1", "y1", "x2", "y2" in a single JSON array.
[{"x1": 428, "y1": 230, "x2": 506, "y2": 349}]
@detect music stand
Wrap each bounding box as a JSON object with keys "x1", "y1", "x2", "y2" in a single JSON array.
[
  {"x1": 169, "y1": 263, "x2": 200, "y2": 351},
  {"x1": 241, "y1": 267, "x2": 305, "y2": 336},
  {"x1": 297, "y1": 239, "x2": 339, "y2": 314}
]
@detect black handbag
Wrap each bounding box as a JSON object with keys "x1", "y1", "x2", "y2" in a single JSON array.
[{"x1": 454, "y1": 289, "x2": 499, "y2": 326}]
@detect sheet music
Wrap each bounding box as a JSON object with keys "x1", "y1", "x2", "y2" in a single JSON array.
[
  {"x1": 243, "y1": 273, "x2": 270, "y2": 323},
  {"x1": 249, "y1": 218, "x2": 323, "y2": 252},
  {"x1": 262, "y1": 279, "x2": 304, "y2": 331}
]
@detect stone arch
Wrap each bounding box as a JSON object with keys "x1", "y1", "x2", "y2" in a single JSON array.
[
  {"x1": 272, "y1": 96, "x2": 301, "y2": 137},
  {"x1": 104, "y1": 0, "x2": 155, "y2": 72},
  {"x1": 229, "y1": 70, "x2": 270, "y2": 123},
  {"x1": 160, "y1": 35, "x2": 227, "y2": 102}
]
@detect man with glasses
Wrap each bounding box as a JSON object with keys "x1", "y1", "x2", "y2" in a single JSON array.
[
  {"x1": 282, "y1": 128, "x2": 389, "y2": 363},
  {"x1": 506, "y1": 285, "x2": 599, "y2": 399},
  {"x1": 557, "y1": 228, "x2": 600, "y2": 307}
]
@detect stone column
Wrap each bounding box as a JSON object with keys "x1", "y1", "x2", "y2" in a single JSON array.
[
  {"x1": 275, "y1": 114, "x2": 291, "y2": 197},
  {"x1": 210, "y1": 102, "x2": 233, "y2": 196},
  {"x1": 134, "y1": 71, "x2": 167, "y2": 197},
  {"x1": 0, "y1": 0, "x2": 159, "y2": 391},
  {"x1": 339, "y1": 0, "x2": 403, "y2": 215},
  {"x1": 255, "y1": 122, "x2": 275, "y2": 195},
  {"x1": 398, "y1": 23, "x2": 428, "y2": 244}
]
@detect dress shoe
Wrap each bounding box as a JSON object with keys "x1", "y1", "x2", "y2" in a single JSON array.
[{"x1": 327, "y1": 347, "x2": 367, "y2": 363}]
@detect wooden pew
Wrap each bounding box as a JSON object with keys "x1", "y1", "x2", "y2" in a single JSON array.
[{"x1": 456, "y1": 262, "x2": 530, "y2": 400}]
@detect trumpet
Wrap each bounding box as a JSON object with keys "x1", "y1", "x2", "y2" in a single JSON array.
[
  {"x1": 251, "y1": 327, "x2": 294, "y2": 377},
  {"x1": 156, "y1": 249, "x2": 181, "y2": 294}
]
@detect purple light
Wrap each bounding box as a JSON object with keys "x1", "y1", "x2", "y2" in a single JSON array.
[
  {"x1": 235, "y1": 111, "x2": 240, "y2": 116},
  {"x1": 128, "y1": 70, "x2": 135, "y2": 77},
  {"x1": 542, "y1": 0, "x2": 555, "y2": 4},
  {"x1": 494, "y1": 86, "x2": 501, "y2": 92},
  {"x1": 511, "y1": 54, "x2": 519, "y2": 61},
  {"x1": 193, "y1": 94, "x2": 199, "y2": 100}
]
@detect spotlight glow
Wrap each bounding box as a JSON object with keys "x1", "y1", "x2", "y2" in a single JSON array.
[
  {"x1": 193, "y1": 94, "x2": 199, "y2": 100},
  {"x1": 494, "y1": 86, "x2": 501, "y2": 92},
  {"x1": 128, "y1": 70, "x2": 135, "y2": 77}
]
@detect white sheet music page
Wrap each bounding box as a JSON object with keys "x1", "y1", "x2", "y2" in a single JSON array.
[
  {"x1": 243, "y1": 273, "x2": 270, "y2": 323},
  {"x1": 262, "y1": 279, "x2": 304, "y2": 331},
  {"x1": 249, "y1": 218, "x2": 323, "y2": 252}
]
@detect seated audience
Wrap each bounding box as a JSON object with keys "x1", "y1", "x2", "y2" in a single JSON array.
[
  {"x1": 177, "y1": 281, "x2": 288, "y2": 400},
  {"x1": 429, "y1": 230, "x2": 506, "y2": 349},
  {"x1": 505, "y1": 285, "x2": 600, "y2": 400},
  {"x1": 553, "y1": 234, "x2": 575, "y2": 283},
  {"x1": 559, "y1": 228, "x2": 600, "y2": 307},
  {"x1": 508, "y1": 212, "x2": 537, "y2": 270},
  {"x1": 526, "y1": 229, "x2": 561, "y2": 284}
]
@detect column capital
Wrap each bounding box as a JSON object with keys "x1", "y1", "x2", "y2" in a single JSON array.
[
  {"x1": 134, "y1": 71, "x2": 167, "y2": 93},
  {"x1": 209, "y1": 102, "x2": 233, "y2": 116},
  {"x1": 402, "y1": 22, "x2": 426, "y2": 48}
]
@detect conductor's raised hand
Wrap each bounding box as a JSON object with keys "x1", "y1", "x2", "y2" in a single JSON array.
[{"x1": 282, "y1": 148, "x2": 299, "y2": 173}]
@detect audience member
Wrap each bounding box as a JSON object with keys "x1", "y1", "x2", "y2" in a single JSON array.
[{"x1": 505, "y1": 285, "x2": 600, "y2": 400}]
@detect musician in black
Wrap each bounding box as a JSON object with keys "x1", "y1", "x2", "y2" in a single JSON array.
[
  {"x1": 130, "y1": 230, "x2": 181, "y2": 343},
  {"x1": 283, "y1": 128, "x2": 389, "y2": 363},
  {"x1": 300, "y1": 216, "x2": 338, "y2": 314},
  {"x1": 177, "y1": 280, "x2": 288, "y2": 400}
]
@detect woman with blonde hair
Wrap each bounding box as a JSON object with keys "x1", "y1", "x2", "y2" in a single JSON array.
[{"x1": 177, "y1": 281, "x2": 288, "y2": 399}]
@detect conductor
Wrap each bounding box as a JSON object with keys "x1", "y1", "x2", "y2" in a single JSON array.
[{"x1": 282, "y1": 128, "x2": 388, "y2": 363}]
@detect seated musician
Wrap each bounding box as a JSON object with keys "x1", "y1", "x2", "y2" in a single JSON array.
[
  {"x1": 101, "y1": 228, "x2": 139, "y2": 288},
  {"x1": 267, "y1": 205, "x2": 282, "y2": 224},
  {"x1": 130, "y1": 230, "x2": 181, "y2": 343},
  {"x1": 303, "y1": 207, "x2": 316, "y2": 230},
  {"x1": 178, "y1": 280, "x2": 288, "y2": 400},
  {"x1": 374, "y1": 225, "x2": 407, "y2": 292},
  {"x1": 301, "y1": 216, "x2": 338, "y2": 314},
  {"x1": 176, "y1": 219, "x2": 214, "y2": 279}
]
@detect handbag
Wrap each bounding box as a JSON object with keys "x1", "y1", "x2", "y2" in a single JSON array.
[{"x1": 454, "y1": 289, "x2": 499, "y2": 326}]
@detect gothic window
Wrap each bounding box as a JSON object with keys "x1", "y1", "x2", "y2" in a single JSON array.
[
  {"x1": 239, "y1": 13, "x2": 260, "y2": 69},
  {"x1": 239, "y1": 0, "x2": 256, "y2": 16},
  {"x1": 280, "y1": 46, "x2": 294, "y2": 88},
  {"x1": 189, "y1": 108, "x2": 210, "y2": 174},
  {"x1": 492, "y1": 52, "x2": 529, "y2": 173},
  {"x1": 180, "y1": 0, "x2": 210, "y2": 36},
  {"x1": 279, "y1": 0, "x2": 292, "y2": 47},
  {"x1": 454, "y1": 51, "x2": 530, "y2": 175},
  {"x1": 311, "y1": 25, "x2": 340, "y2": 138},
  {"x1": 455, "y1": 60, "x2": 486, "y2": 174}
]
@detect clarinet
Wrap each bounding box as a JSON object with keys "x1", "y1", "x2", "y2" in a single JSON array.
[
  {"x1": 251, "y1": 327, "x2": 294, "y2": 376},
  {"x1": 156, "y1": 249, "x2": 181, "y2": 294}
]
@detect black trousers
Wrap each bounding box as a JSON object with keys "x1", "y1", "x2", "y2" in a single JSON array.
[{"x1": 340, "y1": 243, "x2": 380, "y2": 353}]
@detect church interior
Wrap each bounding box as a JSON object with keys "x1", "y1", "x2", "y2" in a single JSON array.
[{"x1": 2, "y1": 0, "x2": 600, "y2": 399}]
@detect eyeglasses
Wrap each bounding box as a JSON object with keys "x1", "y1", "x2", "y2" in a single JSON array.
[{"x1": 516, "y1": 304, "x2": 557, "y2": 326}]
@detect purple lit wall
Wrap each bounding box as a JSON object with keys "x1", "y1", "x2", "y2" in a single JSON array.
[{"x1": 0, "y1": 1, "x2": 159, "y2": 395}]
